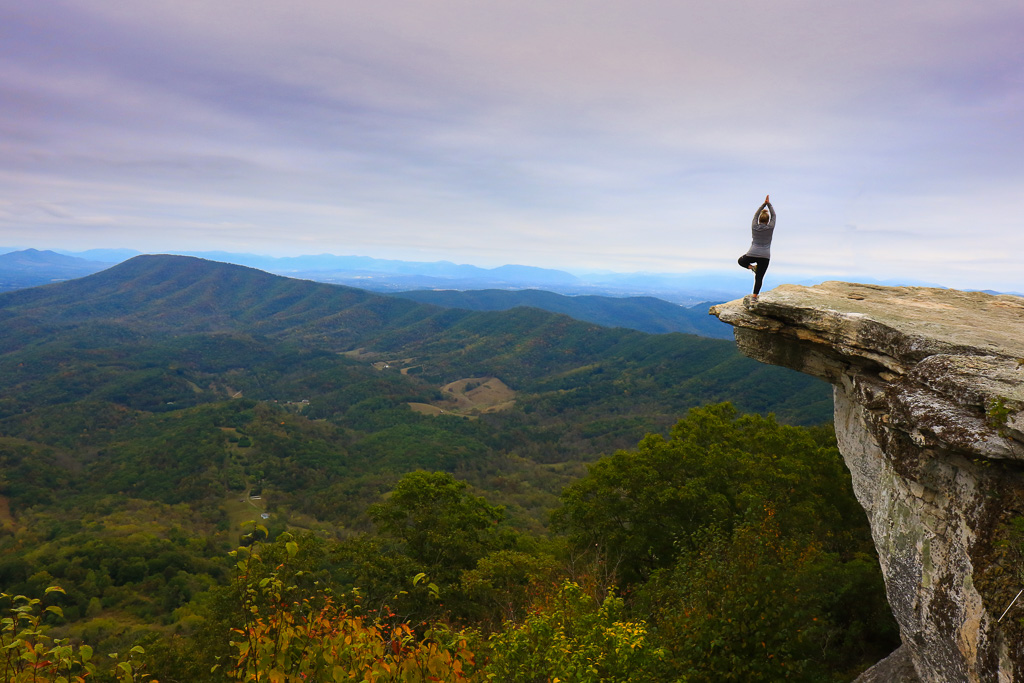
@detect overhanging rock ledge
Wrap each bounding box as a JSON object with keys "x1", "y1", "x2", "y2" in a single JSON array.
[{"x1": 711, "y1": 282, "x2": 1024, "y2": 683}]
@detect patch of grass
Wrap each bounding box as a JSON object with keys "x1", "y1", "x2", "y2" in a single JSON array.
[
  {"x1": 987, "y1": 396, "x2": 1011, "y2": 435},
  {"x1": 222, "y1": 489, "x2": 266, "y2": 536}
]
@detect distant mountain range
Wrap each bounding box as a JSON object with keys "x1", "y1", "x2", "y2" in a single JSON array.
[
  {"x1": 1, "y1": 248, "x2": 757, "y2": 303},
  {"x1": 0, "y1": 249, "x2": 733, "y2": 339},
  {"x1": 0, "y1": 248, "x2": 115, "y2": 290},
  {"x1": 392, "y1": 288, "x2": 732, "y2": 339},
  {"x1": 3, "y1": 247, "x2": 1013, "y2": 310}
]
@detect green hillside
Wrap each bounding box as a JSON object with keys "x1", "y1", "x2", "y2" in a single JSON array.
[
  {"x1": 0, "y1": 255, "x2": 830, "y2": 424},
  {"x1": 0, "y1": 254, "x2": 439, "y2": 344},
  {"x1": 0, "y1": 256, "x2": 895, "y2": 682},
  {"x1": 0, "y1": 256, "x2": 833, "y2": 527}
]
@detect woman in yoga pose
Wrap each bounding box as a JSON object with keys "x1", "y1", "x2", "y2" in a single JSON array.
[{"x1": 737, "y1": 194, "x2": 775, "y2": 300}]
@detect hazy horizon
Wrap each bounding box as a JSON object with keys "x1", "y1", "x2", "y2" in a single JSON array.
[
  {"x1": 3, "y1": 2, "x2": 1022, "y2": 291},
  {"x1": 3, "y1": 244, "x2": 968, "y2": 296}
]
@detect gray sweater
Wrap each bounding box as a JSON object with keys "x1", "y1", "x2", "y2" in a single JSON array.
[{"x1": 745, "y1": 201, "x2": 776, "y2": 258}]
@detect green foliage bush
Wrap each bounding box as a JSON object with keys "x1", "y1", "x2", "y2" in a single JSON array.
[
  {"x1": 554, "y1": 403, "x2": 867, "y2": 583},
  {"x1": 368, "y1": 471, "x2": 514, "y2": 584},
  {"x1": 639, "y1": 514, "x2": 895, "y2": 681},
  {"x1": 462, "y1": 549, "x2": 559, "y2": 629},
  {"x1": 555, "y1": 403, "x2": 899, "y2": 679},
  {"x1": 486, "y1": 580, "x2": 665, "y2": 683}
]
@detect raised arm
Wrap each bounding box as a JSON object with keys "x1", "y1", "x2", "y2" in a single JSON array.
[
  {"x1": 766, "y1": 201, "x2": 776, "y2": 228},
  {"x1": 752, "y1": 200, "x2": 770, "y2": 228}
]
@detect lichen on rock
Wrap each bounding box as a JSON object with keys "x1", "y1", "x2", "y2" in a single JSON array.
[{"x1": 711, "y1": 282, "x2": 1024, "y2": 683}]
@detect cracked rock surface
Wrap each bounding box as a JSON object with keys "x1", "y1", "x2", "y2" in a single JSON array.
[{"x1": 711, "y1": 282, "x2": 1024, "y2": 683}]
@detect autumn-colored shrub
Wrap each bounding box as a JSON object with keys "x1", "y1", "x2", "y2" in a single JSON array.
[
  {"x1": 1, "y1": 586, "x2": 154, "y2": 683},
  {"x1": 220, "y1": 537, "x2": 484, "y2": 682}
]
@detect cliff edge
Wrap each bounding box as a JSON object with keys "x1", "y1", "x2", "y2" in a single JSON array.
[{"x1": 711, "y1": 282, "x2": 1024, "y2": 683}]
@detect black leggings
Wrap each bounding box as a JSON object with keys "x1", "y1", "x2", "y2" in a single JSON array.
[{"x1": 737, "y1": 255, "x2": 770, "y2": 295}]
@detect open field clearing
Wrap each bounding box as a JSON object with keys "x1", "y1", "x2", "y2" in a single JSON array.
[{"x1": 410, "y1": 377, "x2": 516, "y2": 418}]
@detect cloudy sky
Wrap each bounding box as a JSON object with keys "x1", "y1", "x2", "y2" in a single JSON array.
[{"x1": 2, "y1": 1, "x2": 1022, "y2": 290}]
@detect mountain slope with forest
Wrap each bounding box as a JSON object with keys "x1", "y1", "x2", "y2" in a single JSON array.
[
  {"x1": 0, "y1": 254, "x2": 438, "y2": 343},
  {"x1": 0, "y1": 255, "x2": 830, "y2": 425},
  {"x1": 0, "y1": 254, "x2": 833, "y2": 541},
  {"x1": 391, "y1": 288, "x2": 732, "y2": 338},
  {"x1": 0, "y1": 254, "x2": 891, "y2": 683}
]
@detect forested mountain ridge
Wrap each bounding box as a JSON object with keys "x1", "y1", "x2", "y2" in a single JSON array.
[
  {"x1": 0, "y1": 254, "x2": 831, "y2": 423},
  {"x1": 0, "y1": 253, "x2": 832, "y2": 541},
  {"x1": 0, "y1": 253, "x2": 832, "y2": 528},
  {"x1": 0, "y1": 254, "x2": 439, "y2": 344},
  {"x1": 391, "y1": 287, "x2": 732, "y2": 338},
  {"x1": 0, "y1": 253, "x2": 829, "y2": 536},
  {"x1": 1, "y1": 253, "x2": 731, "y2": 341}
]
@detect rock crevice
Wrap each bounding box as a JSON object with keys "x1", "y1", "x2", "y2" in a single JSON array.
[{"x1": 711, "y1": 282, "x2": 1024, "y2": 683}]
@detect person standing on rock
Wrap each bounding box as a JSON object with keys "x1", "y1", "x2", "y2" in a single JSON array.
[{"x1": 737, "y1": 195, "x2": 775, "y2": 301}]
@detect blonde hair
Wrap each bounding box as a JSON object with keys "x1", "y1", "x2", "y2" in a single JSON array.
[{"x1": 758, "y1": 209, "x2": 770, "y2": 224}]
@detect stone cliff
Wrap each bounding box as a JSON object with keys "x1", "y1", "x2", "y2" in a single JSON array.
[{"x1": 711, "y1": 282, "x2": 1024, "y2": 683}]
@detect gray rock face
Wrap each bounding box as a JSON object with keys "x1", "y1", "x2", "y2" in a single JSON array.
[
  {"x1": 853, "y1": 645, "x2": 920, "y2": 682},
  {"x1": 711, "y1": 282, "x2": 1024, "y2": 683}
]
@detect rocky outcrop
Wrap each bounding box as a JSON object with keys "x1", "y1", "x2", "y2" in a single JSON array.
[{"x1": 711, "y1": 282, "x2": 1024, "y2": 683}]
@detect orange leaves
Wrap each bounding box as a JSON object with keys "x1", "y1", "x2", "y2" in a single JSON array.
[{"x1": 228, "y1": 590, "x2": 483, "y2": 682}]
